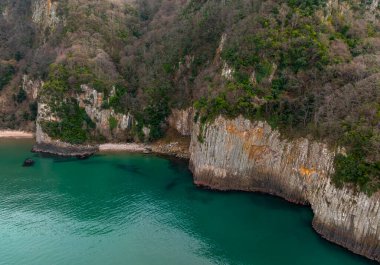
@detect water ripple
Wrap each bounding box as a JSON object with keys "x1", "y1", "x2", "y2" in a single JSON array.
[{"x1": 0, "y1": 143, "x2": 375, "y2": 265}]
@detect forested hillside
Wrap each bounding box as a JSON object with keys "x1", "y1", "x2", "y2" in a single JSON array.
[{"x1": 0, "y1": 0, "x2": 379, "y2": 192}]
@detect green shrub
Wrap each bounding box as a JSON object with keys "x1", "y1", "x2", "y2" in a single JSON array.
[
  {"x1": 29, "y1": 102, "x2": 38, "y2": 121},
  {"x1": 109, "y1": 116, "x2": 118, "y2": 131},
  {"x1": 334, "y1": 154, "x2": 380, "y2": 195},
  {"x1": 0, "y1": 64, "x2": 15, "y2": 90},
  {"x1": 333, "y1": 126, "x2": 380, "y2": 194},
  {"x1": 15, "y1": 88, "x2": 27, "y2": 103},
  {"x1": 137, "y1": 85, "x2": 171, "y2": 140},
  {"x1": 287, "y1": 0, "x2": 327, "y2": 14},
  {"x1": 92, "y1": 79, "x2": 107, "y2": 94},
  {"x1": 41, "y1": 99, "x2": 95, "y2": 144},
  {"x1": 108, "y1": 84, "x2": 127, "y2": 113}
]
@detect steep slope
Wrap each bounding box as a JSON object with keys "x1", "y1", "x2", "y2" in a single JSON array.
[
  {"x1": 189, "y1": 116, "x2": 380, "y2": 261},
  {"x1": 0, "y1": 0, "x2": 379, "y2": 261}
]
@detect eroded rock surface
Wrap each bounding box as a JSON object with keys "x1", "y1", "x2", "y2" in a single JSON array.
[
  {"x1": 77, "y1": 85, "x2": 133, "y2": 141},
  {"x1": 167, "y1": 108, "x2": 194, "y2": 136},
  {"x1": 189, "y1": 116, "x2": 380, "y2": 261}
]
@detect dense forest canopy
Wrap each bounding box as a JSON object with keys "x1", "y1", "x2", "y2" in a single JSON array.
[{"x1": 0, "y1": 0, "x2": 379, "y2": 193}]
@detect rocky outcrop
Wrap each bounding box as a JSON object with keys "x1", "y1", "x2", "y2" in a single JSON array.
[
  {"x1": 32, "y1": 142, "x2": 98, "y2": 157},
  {"x1": 370, "y1": 0, "x2": 379, "y2": 12},
  {"x1": 324, "y1": 0, "x2": 379, "y2": 21},
  {"x1": 34, "y1": 103, "x2": 98, "y2": 157},
  {"x1": 32, "y1": 0, "x2": 59, "y2": 31},
  {"x1": 151, "y1": 139, "x2": 190, "y2": 159},
  {"x1": 32, "y1": 99, "x2": 380, "y2": 260},
  {"x1": 22, "y1": 75, "x2": 41, "y2": 100},
  {"x1": 167, "y1": 108, "x2": 194, "y2": 136},
  {"x1": 34, "y1": 83, "x2": 135, "y2": 156},
  {"x1": 189, "y1": 116, "x2": 380, "y2": 262},
  {"x1": 77, "y1": 85, "x2": 133, "y2": 141},
  {"x1": 164, "y1": 108, "x2": 193, "y2": 158}
]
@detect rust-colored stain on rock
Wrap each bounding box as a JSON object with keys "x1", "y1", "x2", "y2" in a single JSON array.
[
  {"x1": 97, "y1": 94, "x2": 103, "y2": 106},
  {"x1": 244, "y1": 144, "x2": 270, "y2": 161},
  {"x1": 191, "y1": 116, "x2": 380, "y2": 261},
  {"x1": 226, "y1": 123, "x2": 269, "y2": 160},
  {"x1": 47, "y1": 0, "x2": 51, "y2": 14},
  {"x1": 299, "y1": 166, "x2": 316, "y2": 177},
  {"x1": 226, "y1": 124, "x2": 264, "y2": 140}
]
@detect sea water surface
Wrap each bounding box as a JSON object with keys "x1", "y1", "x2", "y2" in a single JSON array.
[{"x1": 0, "y1": 139, "x2": 376, "y2": 265}]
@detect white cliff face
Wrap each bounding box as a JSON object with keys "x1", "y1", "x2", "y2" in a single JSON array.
[
  {"x1": 221, "y1": 62, "x2": 234, "y2": 80},
  {"x1": 77, "y1": 85, "x2": 133, "y2": 141},
  {"x1": 36, "y1": 102, "x2": 61, "y2": 144},
  {"x1": 32, "y1": 0, "x2": 59, "y2": 31},
  {"x1": 216, "y1": 33, "x2": 235, "y2": 81},
  {"x1": 36, "y1": 103, "x2": 52, "y2": 144},
  {"x1": 324, "y1": 0, "x2": 379, "y2": 21},
  {"x1": 311, "y1": 179, "x2": 380, "y2": 260},
  {"x1": 167, "y1": 108, "x2": 194, "y2": 136},
  {"x1": 189, "y1": 116, "x2": 380, "y2": 261},
  {"x1": 36, "y1": 83, "x2": 134, "y2": 146},
  {"x1": 370, "y1": 0, "x2": 379, "y2": 12},
  {"x1": 34, "y1": 101, "x2": 98, "y2": 155},
  {"x1": 22, "y1": 75, "x2": 41, "y2": 100}
]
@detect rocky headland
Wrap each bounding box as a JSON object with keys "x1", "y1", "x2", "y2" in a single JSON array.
[
  {"x1": 188, "y1": 114, "x2": 380, "y2": 262},
  {"x1": 30, "y1": 98, "x2": 380, "y2": 262}
]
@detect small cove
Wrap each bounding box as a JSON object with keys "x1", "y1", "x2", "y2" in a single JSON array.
[{"x1": 0, "y1": 139, "x2": 376, "y2": 265}]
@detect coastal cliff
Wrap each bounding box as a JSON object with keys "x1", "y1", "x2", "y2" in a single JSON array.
[
  {"x1": 6, "y1": 0, "x2": 378, "y2": 260},
  {"x1": 77, "y1": 85, "x2": 133, "y2": 141},
  {"x1": 167, "y1": 108, "x2": 194, "y2": 136},
  {"x1": 34, "y1": 100, "x2": 189, "y2": 157},
  {"x1": 33, "y1": 81, "x2": 135, "y2": 156},
  {"x1": 33, "y1": 96, "x2": 380, "y2": 261},
  {"x1": 189, "y1": 116, "x2": 380, "y2": 262},
  {"x1": 34, "y1": 103, "x2": 98, "y2": 157}
]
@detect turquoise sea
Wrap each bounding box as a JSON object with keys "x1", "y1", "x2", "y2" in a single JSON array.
[{"x1": 0, "y1": 139, "x2": 376, "y2": 265}]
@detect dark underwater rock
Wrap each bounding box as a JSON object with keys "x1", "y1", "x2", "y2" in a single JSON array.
[{"x1": 23, "y1": 159, "x2": 35, "y2": 167}]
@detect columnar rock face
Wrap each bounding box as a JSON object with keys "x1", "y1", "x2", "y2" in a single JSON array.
[{"x1": 189, "y1": 116, "x2": 380, "y2": 262}]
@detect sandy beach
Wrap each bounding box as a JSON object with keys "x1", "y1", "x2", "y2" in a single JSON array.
[
  {"x1": 0, "y1": 130, "x2": 34, "y2": 138},
  {"x1": 99, "y1": 143, "x2": 150, "y2": 153}
]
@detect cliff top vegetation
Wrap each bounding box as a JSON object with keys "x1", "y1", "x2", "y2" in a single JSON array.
[{"x1": 0, "y1": 0, "x2": 379, "y2": 193}]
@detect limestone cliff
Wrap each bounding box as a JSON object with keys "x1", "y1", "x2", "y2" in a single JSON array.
[
  {"x1": 34, "y1": 82, "x2": 136, "y2": 155},
  {"x1": 32, "y1": 0, "x2": 59, "y2": 34},
  {"x1": 34, "y1": 102, "x2": 98, "y2": 157},
  {"x1": 167, "y1": 107, "x2": 194, "y2": 136},
  {"x1": 189, "y1": 116, "x2": 380, "y2": 262},
  {"x1": 77, "y1": 85, "x2": 133, "y2": 141},
  {"x1": 22, "y1": 75, "x2": 41, "y2": 101}
]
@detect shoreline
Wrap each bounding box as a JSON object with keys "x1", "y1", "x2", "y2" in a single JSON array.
[
  {"x1": 99, "y1": 143, "x2": 150, "y2": 153},
  {"x1": 98, "y1": 142, "x2": 190, "y2": 159},
  {"x1": 4, "y1": 137, "x2": 379, "y2": 261},
  {"x1": 31, "y1": 141, "x2": 188, "y2": 158},
  {"x1": 0, "y1": 130, "x2": 34, "y2": 138}
]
